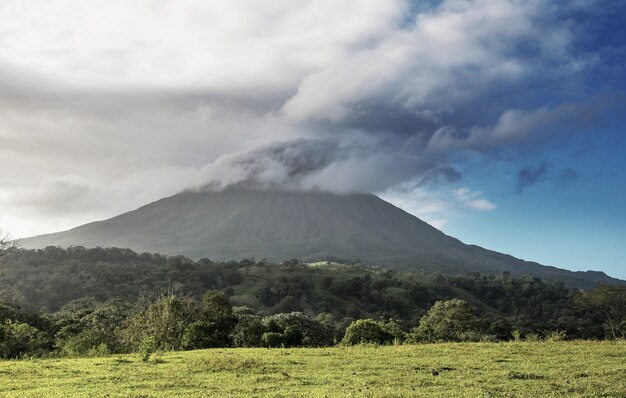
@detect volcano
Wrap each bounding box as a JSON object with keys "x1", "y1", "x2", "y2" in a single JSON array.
[{"x1": 19, "y1": 187, "x2": 621, "y2": 288}]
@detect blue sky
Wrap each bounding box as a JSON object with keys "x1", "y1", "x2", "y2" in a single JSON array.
[
  {"x1": 441, "y1": 122, "x2": 626, "y2": 279},
  {"x1": 0, "y1": 0, "x2": 624, "y2": 278}
]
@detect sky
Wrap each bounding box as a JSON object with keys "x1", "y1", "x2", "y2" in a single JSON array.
[{"x1": 0, "y1": 0, "x2": 625, "y2": 279}]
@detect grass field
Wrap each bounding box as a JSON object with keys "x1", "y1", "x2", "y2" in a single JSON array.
[{"x1": 0, "y1": 342, "x2": 624, "y2": 397}]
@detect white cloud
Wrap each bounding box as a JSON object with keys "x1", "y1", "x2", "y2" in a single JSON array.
[
  {"x1": 381, "y1": 184, "x2": 496, "y2": 232},
  {"x1": 0, "y1": 0, "x2": 614, "y2": 237},
  {"x1": 427, "y1": 98, "x2": 615, "y2": 153},
  {"x1": 281, "y1": 0, "x2": 573, "y2": 123},
  {"x1": 453, "y1": 188, "x2": 496, "y2": 211},
  {"x1": 0, "y1": 1, "x2": 405, "y2": 90}
]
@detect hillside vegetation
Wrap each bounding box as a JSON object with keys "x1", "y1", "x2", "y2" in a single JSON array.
[
  {"x1": 1, "y1": 246, "x2": 626, "y2": 361},
  {"x1": 0, "y1": 246, "x2": 620, "y2": 338},
  {"x1": 0, "y1": 342, "x2": 624, "y2": 397}
]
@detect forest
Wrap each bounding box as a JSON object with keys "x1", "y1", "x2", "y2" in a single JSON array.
[{"x1": 1, "y1": 246, "x2": 625, "y2": 359}]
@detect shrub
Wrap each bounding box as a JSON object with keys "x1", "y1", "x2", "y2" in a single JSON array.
[
  {"x1": 545, "y1": 330, "x2": 567, "y2": 342},
  {"x1": 140, "y1": 336, "x2": 157, "y2": 362},
  {"x1": 57, "y1": 329, "x2": 112, "y2": 357},
  {"x1": 525, "y1": 333, "x2": 540, "y2": 342}
]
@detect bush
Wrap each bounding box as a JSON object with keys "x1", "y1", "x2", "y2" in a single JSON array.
[
  {"x1": 545, "y1": 330, "x2": 567, "y2": 342},
  {"x1": 525, "y1": 333, "x2": 540, "y2": 342},
  {"x1": 56, "y1": 329, "x2": 112, "y2": 357},
  {"x1": 140, "y1": 336, "x2": 157, "y2": 362}
]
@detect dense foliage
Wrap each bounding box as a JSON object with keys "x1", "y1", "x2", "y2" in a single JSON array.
[{"x1": 0, "y1": 246, "x2": 625, "y2": 359}]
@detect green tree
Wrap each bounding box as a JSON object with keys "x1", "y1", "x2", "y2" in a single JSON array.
[
  {"x1": 382, "y1": 319, "x2": 406, "y2": 345},
  {"x1": 55, "y1": 298, "x2": 134, "y2": 356},
  {"x1": 203, "y1": 291, "x2": 234, "y2": 321},
  {"x1": 261, "y1": 332, "x2": 285, "y2": 347},
  {"x1": 231, "y1": 313, "x2": 266, "y2": 347},
  {"x1": 263, "y1": 312, "x2": 334, "y2": 347},
  {"x1": 122, "y1": 295, "x2": 197, "y2": 351},
  {"x1": 0, "y1": 320, "x2": 50, "y2": 359},
  {"x1": 342, "y1": 319, "x2": 394, "y2": 345},
  {"x1": 577, "y1": 286, "x2": 626, "y2": 339},
  {"x1": 179, "y1": 291, "x2": 236, "y2": 350},
  {"x1": 409, "y1": 299, "x2": 482, "y2": 342}
]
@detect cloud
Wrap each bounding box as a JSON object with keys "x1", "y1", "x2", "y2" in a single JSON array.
[
  {"x1": 453, "y1": 188, "x2": 497, "y2": 211},
  {"x1": 381, "y1": 185, "x2": 496, "y2": 232},
  {"x1": 516, "y1": 163, "x2": 586, "y2": 192},
  {"x1": 559, "y1": 168, "x2": 582, "y2": 185},
  {"x1": 196, "y1": 139, "x2": 345, "y2": 191},
  {"x1": 517, "y1": 162, "x2": 553, "y2": 193},
  {"x1": 427, "y1": 98, "x2": 617, "y2": 153},
  {"x1": 0, "y1": 0, "x2": 624, "y2": 236}
]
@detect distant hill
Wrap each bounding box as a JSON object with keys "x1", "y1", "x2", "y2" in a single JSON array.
[{"x1": 19, "y1": 187, "x2": 623, "y2": 288}]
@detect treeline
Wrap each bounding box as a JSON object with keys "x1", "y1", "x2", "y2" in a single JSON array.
[
  {"x1": 1, "y1": 246, "x2": 625, "y2": 359},
  {"x1": 1, "y1": 287, "x2": 625, "y2": 360}
]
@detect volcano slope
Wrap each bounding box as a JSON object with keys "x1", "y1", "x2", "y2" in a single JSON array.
[{"x1": 19, "y1": 187, "x2": 622, "y2": 288}]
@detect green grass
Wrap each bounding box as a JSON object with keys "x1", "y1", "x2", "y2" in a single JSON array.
[{"x1": 1, "y1": 341, "x2": 625, "y2": 397}]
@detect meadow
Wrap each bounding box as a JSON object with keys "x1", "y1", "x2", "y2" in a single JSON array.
[{"x1": 0, "y1": 341, "x2": 624, "y2": 397}]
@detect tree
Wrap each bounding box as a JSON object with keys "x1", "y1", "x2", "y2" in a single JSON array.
[
  {"x1": 263, "y1": 312, "x2": 334, "y2": 347},
  {"x1": 0, "y1": 300, "x2": 53, "y2": 359},
  {"x1": 0, "y1": 320, "x2": 51, "y2": 359},
  {"x1": 382, "y1": 319, "x2": 406, "y2": 344},
  {"x1": 180, "y1": 291, "x2": 236, "y2": 349},
  {"x1": 0, "y1": 230, "x2": 15, "y2": 266},
  {"x1": 55, "y1": 298, "x2": 134, "y2": 356},
  {"x1": 122, "y1": 295, "x2": 197, "y2": 351},
  {"x1": 342, "y1": 319, "x2": 394, "y2": 345},
  {"x1": 409, "y1": 299, "x2": 482, "y2": 342},
  {"x1": 261, "y1": 332, "x2": 285, "y2": 348},
  {"x1": 577, "y1": 286, "x2": 626, "y2": 339},
  {"x1": 231, "y1": 313, "x2": 266, "y2": 348},
  {"x1": 203, "y1": 291, "x2": 234, "y2": 322}
]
